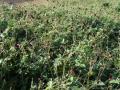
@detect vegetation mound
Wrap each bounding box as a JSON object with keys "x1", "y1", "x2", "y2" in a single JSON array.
[{"x1": 0, "y1": 0, "x2": 120, "y2": 90}]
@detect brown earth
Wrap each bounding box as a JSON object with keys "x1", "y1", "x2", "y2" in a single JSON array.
[{"x1": 1, "y1": 0, "x2": 48, "y2": 5}]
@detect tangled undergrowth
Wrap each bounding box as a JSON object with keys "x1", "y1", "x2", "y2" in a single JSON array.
[{"x1": 0, "y1": 0, "x2": 120, "y2": 90}]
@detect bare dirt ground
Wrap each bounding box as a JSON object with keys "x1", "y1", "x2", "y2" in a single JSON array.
[{"x1": 0, "y1": 0, "x2": 48, "y2": 5}]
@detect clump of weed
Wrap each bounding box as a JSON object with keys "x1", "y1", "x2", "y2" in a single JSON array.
[
  {"x1": 102, "y1": 2, "x2": 110, "y2": 7},
  {"x1": 116, "y1": 3, "x2": 120, "y2": 12}
]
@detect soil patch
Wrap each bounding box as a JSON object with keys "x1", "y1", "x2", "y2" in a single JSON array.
[{"x1": 1, "y1": 0, "x2": 48, "y2": 5}]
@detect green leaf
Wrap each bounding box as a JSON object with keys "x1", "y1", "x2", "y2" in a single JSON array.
[
  {"x1": 79, "y1": 87, "x2": 87, "y2": 90},
  {"x1": 0, "y1": 59, "x2": 2, "y2": 64},
  {"x1": 109, "y1": 79, "x2": 120, "y2": 84},
  {"x1": 70, "y1": 76, "x2": 74, "y2": 81},
  {"x1": 71, "y1": 86, "x2": 81, "y2": 90}
]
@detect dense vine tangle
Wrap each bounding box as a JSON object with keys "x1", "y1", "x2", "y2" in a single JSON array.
[{"x1": 116, "y1": 30, "x2": 119, "y2": 66}]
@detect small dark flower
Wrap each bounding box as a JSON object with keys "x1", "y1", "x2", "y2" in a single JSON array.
[
  {"x1": 94, "y1": 13, "x2": 97, "y2": 16},
  {"x1": 109, "y1": 74, "x2": 112, "y2": 80},
  {"x1": 38, "y1": 78, "x2": 41, "y2": 81},
  {"x1": 15, "y1": 43, "x2": 20, "y2": 48},
  {"x1": 29, "y1": 42, "x2": 33, "y2": 46},
  {"x1": 69, "y1": 68, "x2": 75, "y2": 76}
]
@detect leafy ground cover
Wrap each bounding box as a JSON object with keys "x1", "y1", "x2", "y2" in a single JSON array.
[{"x1": 0, "y1": 0, "x2": 120, "y2": 90}]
